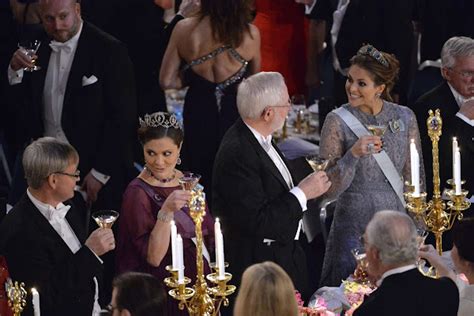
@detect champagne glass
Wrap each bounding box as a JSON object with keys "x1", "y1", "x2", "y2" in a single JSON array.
[
  {"x1": 92, "y1": 210, "x2": 119, "y2": 229},
  {"x1": 179, "y1": 172, "x2": 201, "y2": 191},
  {"x1": 305, "y1": 154, "x2": 329, "y2": 172},
  {"x1": 18, "y1": 40, "x2": 42, "y2": 72},
  {"x1": 351, "y1": 247, "x2": 369, "y2": 283},
  {"x1": 366, "y1": 124, "x2": 387, "y2": 137}
]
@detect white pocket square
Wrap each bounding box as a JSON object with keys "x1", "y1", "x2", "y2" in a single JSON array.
[{"x1": 82, "y1": 75, "x2": 98, "y2": 86}]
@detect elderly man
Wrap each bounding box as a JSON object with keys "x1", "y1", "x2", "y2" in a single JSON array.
[
  {"x1": 414, "y1": 37, "x2": 474, "y2": 209},
  {"x1": 6, "y1": 0, "x2": 136, "y2": 210},
  {"x1": 108, "y1": 272, "x2": 166, "y2": 316},
  {"x1": 0, "y1": 137, "x2": 115, "y2": 316},
  {"x1": 354, "y1": 210, "x2": 459, "y2": 316},
  {"x1": 212, "y1": 72, "x2": 331, "y2": 300}
]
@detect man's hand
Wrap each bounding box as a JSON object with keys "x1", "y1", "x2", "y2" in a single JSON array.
[
  {"x1": 81, "y1": 172, "x2": 104, "y2": 206},
  {"x1": 85, "y1": 228, "x2": 115, "y2": 256},
  {"x1": 298, "y1": 171, "x2": 331, "y2": 200},
  {"x1": 459, "y1": 99, "x2": 474, "y2": 120},
  {"x1": 178, "y1": 0, "x2": 200, "y2": 18},
  {"x1": 10, "y1": 48, "x2": 36, "y2": 71}
]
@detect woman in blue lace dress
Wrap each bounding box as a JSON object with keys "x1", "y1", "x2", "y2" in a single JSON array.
[
  {"x1": 319, "y1": 45, "x2": 426, "y2": 286},
  {"x1": 160, "y1": 0, "x2": 261, "y2": 194}
]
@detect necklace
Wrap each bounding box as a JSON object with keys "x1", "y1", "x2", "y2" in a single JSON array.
[{"x1": 144, "y1": 165, "x2": 176, "y2": 183}]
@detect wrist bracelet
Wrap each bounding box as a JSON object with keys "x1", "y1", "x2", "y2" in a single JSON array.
[{"x1": 157, "y1": 210, "x2": 174, "y2": 222}]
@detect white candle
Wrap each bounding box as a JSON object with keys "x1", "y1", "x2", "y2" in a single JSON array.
[
  {"x1": 452, "y1": 137, "x2": 458, "y2": 180},
  {"x1": 177, "y1": 234, "x2": 185, "y2": 284},
  {"x1": 410, "y1": 139, "x2": 420, "y2": 197},
  {"x1": 454, "y1": 148, "x2": 462, "y2": 194},
  {"x1": 214, "y1": 218, "x2": 221, "y2": 265},
  {"x1": 31, "y1": 288, "x2": 40, "y2": 316},
  {"x1": 217, "y1": 230, "x2": 225, "y2": 279},
  {"x1": 170, "y1": 221, "x2": 178, "y2": 270}
]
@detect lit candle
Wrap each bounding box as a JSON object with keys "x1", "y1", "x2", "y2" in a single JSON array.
[
  {"x1": 177, "y1": 234, "x2": 185, "y2": 284},
  {"x1": 214, "y1": 218, "x2": 221, "y2": 265},
  {"x1": 410, "y1": 139, "x2": 420, "y2": 197},
  {"x1": 31, "y1": 288, "x2": 40, "y2": 316},
  {"x1": 452, "y1": 137, "x2": 458, "y2": 180},
  {"x1": 170, "y1": 221, "x2": 177, "y2": 270},
  {"x1": 217, "y1": 230, "x2": 225, "y2": 279},
  {"x1": 454, "y1": 148, "x2": 462, "y2": 195}
]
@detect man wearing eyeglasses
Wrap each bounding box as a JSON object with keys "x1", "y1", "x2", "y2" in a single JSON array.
[
  {"x1": 0, "y1": 137, "x2": 115, "y2": 316},
  {"x1": 414, "y1": 36, "x2": 474, "y2": 224},
  {"x1": 212, "y1": 72, "x2": 332, "y2": 308}
]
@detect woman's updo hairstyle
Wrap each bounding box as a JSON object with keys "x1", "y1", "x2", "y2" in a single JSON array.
[
  {"x1": 350, "y1": 44, "x2": 400, "y2": 102},
  {"x1": 138, "y1": 112, "x2": 184, "y2": 146}
]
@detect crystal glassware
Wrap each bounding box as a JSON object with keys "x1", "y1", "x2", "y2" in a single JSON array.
[
  {"x1": 305, "y1": 154, "x2": 329, "y2": 172},
  {"x1": 92, "y1": 210, "x2": 119, "y2": 229},
  {"x1": 179, "y1": 173, "x2": 201, "y2": 191},
  {"x1": 366, "y1": 124, "x2": 387, "y2": 137},
  {"x1": 18, "y1": 39, "x2": 42, "y2": 72},
  {"x1": 351, "y1": 247, "x2": 369, "y2": 283}
]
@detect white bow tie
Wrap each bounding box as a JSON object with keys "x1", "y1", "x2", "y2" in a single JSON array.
[
  {"x1": 47, "y1": 204, "x2": 71, "y2": 221},
  {"x1": 49, "y1": 41, "x2": 73, "y2": 53}
]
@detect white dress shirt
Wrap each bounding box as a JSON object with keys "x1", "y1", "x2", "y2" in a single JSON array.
[
  {"x1": 245, "y1": 123, "x2": 307, "y2": 241},
  {"x1": 27, "y1": 189, "x2": 102, "y2": 315},
  {"x1": 454, "y1": 275, "x2": 474, "y2": 316}
]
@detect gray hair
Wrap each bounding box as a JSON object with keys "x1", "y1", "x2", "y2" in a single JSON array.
[
  {"x1": 441, "y1": 36, "x2": 474, "y2": 68},
  {"x1": 23, "y1": 137, "x2": 79, "y2": 189},
  {"x1": 237, "y1": 72, "x2": 288, "y2": 120},
  {"x1": 366, "y1": 210, "x2": 418, "y2": 266}
]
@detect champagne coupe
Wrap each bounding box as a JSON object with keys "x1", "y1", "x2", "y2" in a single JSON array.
[
  {"x1": 179, "y1": 172, "x2": 201, "y2": 191},
  {"x1": 351, "y1": 247, "x2": 369, "y2": 283},
  {"x1": 18, "y1": 40, "x2": 42, "y2": 72},
  {"x1": 366, "y1": 124, "x2": 387, "y2": 137},
  {"x1": 305, "y1": 154, "x2": 329, "y2": 172},
  {"x1": 92, "y1": 210, "x2": 119, "y2": 229}
]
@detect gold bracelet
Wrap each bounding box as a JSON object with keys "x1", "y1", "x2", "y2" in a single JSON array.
[{"x1": 157, "y1": 210, "x2": 174, "y2": 222}]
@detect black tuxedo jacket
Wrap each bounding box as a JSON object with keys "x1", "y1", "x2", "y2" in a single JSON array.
[
  {"x1": 414, "y1": 82, "x2": 474, "y2": 203},
  {"x1": 212, "y1": 119, "x2": 308, "y2": 294},
  {"x1": 0, "y1": 194, "x2": 103, "y2": 316},
  {"x1": 8, "y1": 21, "x2": 137, "y2": 208},
  {"x1": 353, "y1": 269, "x2": 459, "y2": 316}
]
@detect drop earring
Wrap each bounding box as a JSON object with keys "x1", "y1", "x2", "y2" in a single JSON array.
[{"x1": 177, "y1": 157, "x2": 182, "y2": 165}]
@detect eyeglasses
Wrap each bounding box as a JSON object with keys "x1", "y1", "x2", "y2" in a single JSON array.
[
  {"x1": 53, "y1": 170, "x2": 81, "y2": 179},
  {"x1": 448, "y1": 68, "x2": 474, "y2": 79}
]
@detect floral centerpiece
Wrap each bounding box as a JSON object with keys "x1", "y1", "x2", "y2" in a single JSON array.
[
  {"x1": 296, "y1": 291, "x2": 337, "y2": 316},
  {"x1": 341, "y1": 280, "x2": 376, "y2": 315}
]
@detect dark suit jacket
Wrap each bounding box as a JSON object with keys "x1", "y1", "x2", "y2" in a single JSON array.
[
  {"x1": 414, "y1": 82, "x2": 474, "y2": 204},
  {"x1": 8, "y1": 21, "x2": 137, "y2": 209},
  {"x1": 0, "y1": 194, "x2": 103, "y2": 316},
  {"x1": 353, "y1": 268, "x2": 459, "y2": 316},
  {"x1": 212, "y1": 119, "x2": 308, "y2": 295}
]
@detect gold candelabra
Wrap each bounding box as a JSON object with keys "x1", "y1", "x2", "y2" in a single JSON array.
[
  {"x1": 404, "y1": 109, "x2": 471, "y2": 256},
  {"x1": 5, "y1": 278, "x2": 27, "y2": 316},
  {"x1": 164, "y1": 189, "x2": 236, "y2": 316}
]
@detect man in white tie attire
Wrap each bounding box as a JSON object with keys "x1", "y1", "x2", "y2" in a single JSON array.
[{"x1": 0, "y1": 137, "x2": 115, "y2": 316}]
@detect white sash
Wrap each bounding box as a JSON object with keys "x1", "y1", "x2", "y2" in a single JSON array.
[{"x1": 334, "y1": 107, "x2": 406, "y2": 207}]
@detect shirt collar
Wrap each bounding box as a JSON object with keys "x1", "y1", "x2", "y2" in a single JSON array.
[
  {"x1": 448, "y1": 83, "x2": 468, "y2": 108},
  {"x1": 27, "y1": 189, "x2": 71, "y2": 222},
  {"x1": 50, "y1": 21, "x2": 83, "y2": 52},
  {"x1": 244, "y1": 122, "x2": 273, "y2": 152},
  {"x1": 376, "y1": 264, "x2": 417, "y2": 287}
]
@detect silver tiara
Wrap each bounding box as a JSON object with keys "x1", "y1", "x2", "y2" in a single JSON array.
[
  {"x1": 139, "y1": 112, "x2": 181, "y2": 129},
  {"x1": 357, "y1": 44, "x2": 389, "y2": 68}
]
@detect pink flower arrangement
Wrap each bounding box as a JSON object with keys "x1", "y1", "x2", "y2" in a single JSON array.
[{"x1": 295, "y1": 291, "x2": 337, "y2": 316}]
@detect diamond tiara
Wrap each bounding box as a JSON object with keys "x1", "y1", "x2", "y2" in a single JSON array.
[
  {"x1": 139, "y1": 112, "x2": 181, "y2": 129},
  {"x1": 357, "y1": 44, "x2": 389, "y2": 68}
]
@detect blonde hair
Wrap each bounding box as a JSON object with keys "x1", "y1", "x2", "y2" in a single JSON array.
[{"x1": 234, "y1": 262, "x2": 298, "y2": 316}]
